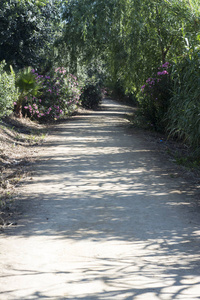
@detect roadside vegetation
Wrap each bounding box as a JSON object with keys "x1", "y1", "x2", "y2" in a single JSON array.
[{"x1": 0, "y1": 0, "x2": 200, "y2": 211}]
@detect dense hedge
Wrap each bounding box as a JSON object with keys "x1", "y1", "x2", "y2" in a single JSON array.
[
  {"x1": 0, "y1": 61, "x2": 18, "y2": 118},
  {"x1": 167, "y1": 50, "x2": 200, "y2": 151}
]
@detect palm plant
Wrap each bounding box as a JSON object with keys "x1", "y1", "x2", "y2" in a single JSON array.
[{"x1": 15, "y1": 67, "x2": 41, "y2": 117}]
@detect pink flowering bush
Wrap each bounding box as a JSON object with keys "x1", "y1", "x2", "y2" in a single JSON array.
[
  {"x1": 138, "y1": 62, "x2": 172, "y2": 131},
  {"x1": 22, "y1": 67, "x2": 82, "y2": 121}
]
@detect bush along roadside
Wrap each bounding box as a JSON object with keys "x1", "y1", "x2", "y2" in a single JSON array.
[
  {"x1": 15, "y1": 67, "x2": 41, "y2": 118},
  {"x1": 80, "y1": 84, "x2": 103, "y2": 109},
  {"x1": 167, "y1": 50, "x2": 200, "y2": 154},
  {"x1": 15, "y1": 67, "x2": 82, "y2": 122},
  {"x1": 0, "y1": 61, "x2": 18, "y2": 118},
  {"x1": 138, "y1": 62, "x2": 172, "y2": 132}
]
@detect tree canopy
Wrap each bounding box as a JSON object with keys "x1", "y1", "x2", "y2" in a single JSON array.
[
  {"x1": 0, "y1": 0, "x2": 62, "y2": 69},
  {"x1": 0, "y1": 0, "x2": 200, "y2": 150},
  {"x1": 61, "y1": 0, "x2": 200, "y2": 92}
]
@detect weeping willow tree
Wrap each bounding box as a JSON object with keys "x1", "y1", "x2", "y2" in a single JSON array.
[
  {"x1": 60, "y1": 0, "x2": 199, "y2": 93},
  {"x1": 59, "y1": 0, "x2": 200, "y2": 151}
]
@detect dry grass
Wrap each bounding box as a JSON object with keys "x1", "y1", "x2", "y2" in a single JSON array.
[{"x1": 0, "y1": 115, "x2": 49, "y2": 226}]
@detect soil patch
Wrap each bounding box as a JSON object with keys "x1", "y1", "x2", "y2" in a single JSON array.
[
  {"x1": 1, "y1": 104, "x2": 200, "y2": 228},
  {"x1": 0, "y1": 115, "x2": 49, "y2": 227}
]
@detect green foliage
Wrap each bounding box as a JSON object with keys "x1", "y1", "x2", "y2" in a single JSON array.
[
  {"x1": 22, "y1": 68, "x2": 82, "y2": 121},
  {"x1": 61, "y1": 0, "x2": 200, "y2": 95},
  {"x1": 0, "y1": 61, "x2": 18, "y2": 118},
  {"x1": 60, "y1": 0, "x2": 200, "y2": 157},
  {"x1": 79, "y1": 61, "x2": 104, "y2": 109},
  {"x1": 61, "y1": 0, "x2": 111, "y2": 72},
  {"x1": 167, "y1": 49, "x2": 200, "y2": 151},
  {"x1": 16, "y1": 67, "x2": 41, "y2": 97},
  {"x1": 175, "y1": 154, "x2": 200, "y2": 169},
  {"x1": 81, "y1": 84, "x2": 102, "y2": 110},
  {"x1": 15, "y1": 67, "x2": 41, "y2": 117},
  {"x1": 0, "y1": 0, "x2": 62, "y2": 69},
  {"x1": 138, "y1": 62, "x2": 172, "y2": 132}
]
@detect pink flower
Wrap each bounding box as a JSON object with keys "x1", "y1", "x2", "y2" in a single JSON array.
[
  {"x1": 162, "y1": 62, "x2": 170, "y2": 68},
  {"x1": 157, "y1": 70, "x2": 168, "y2": 76}
]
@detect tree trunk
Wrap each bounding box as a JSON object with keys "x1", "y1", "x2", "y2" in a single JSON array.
[{"x1": 15, "y1": 103, "x2": 23, "y2": 118}]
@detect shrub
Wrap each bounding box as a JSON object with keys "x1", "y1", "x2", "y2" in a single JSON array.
[
  {"x1": 138, "y1": 62, "x2": 172, "y2": 131},
  {"x1": 22, "y1": 67, "x2": 82, "y2": 121},
  {"x1": 81, "y1": 84, "x2": 102, "y2": 109},
  {"x1": 0, "y1": 61, "x2": 18, "y2": 118},
  {"x1": 167, "y1": 50, "x2": 200, "y2": 151},
  {"x1": 79, "y1": 61, "x2": 105, "y2": 109},
  {"x1": 15, "y1": 67, "x2": 41, "y2": 117}
]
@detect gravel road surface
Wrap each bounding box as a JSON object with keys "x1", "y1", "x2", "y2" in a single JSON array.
[{"x1": 0, "y1": 99, "x2": 200, "y2": 299}]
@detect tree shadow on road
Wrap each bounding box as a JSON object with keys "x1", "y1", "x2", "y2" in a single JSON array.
[{"x1": 1, "y1": 99, "x2": 200, "y2": 299}]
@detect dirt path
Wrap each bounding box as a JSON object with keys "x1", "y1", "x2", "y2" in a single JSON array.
[{"x1": 0, "y1": 99, "x2": 200, "y2": 300}]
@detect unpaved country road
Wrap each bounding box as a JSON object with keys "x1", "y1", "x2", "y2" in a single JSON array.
[{"x1": 0, "y1": 99, "x2": 200, "y2": 300}]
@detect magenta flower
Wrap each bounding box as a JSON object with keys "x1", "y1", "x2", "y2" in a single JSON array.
[
  {"x1": 162, "y1": 62, "x2": 170, "y2": 68},
  {"x1": 157, "y1": 70, "x2": 168, "y2": 76}
]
